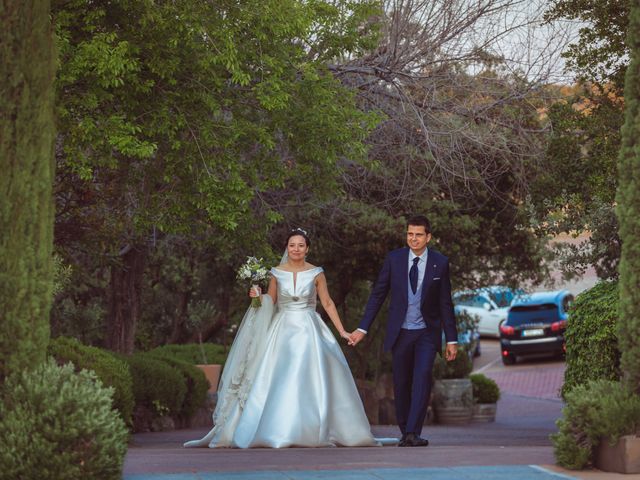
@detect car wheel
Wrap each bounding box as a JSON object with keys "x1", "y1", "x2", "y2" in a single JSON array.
[{"x1": 501, "y1": 353, "x2": 516, "y2": 365}]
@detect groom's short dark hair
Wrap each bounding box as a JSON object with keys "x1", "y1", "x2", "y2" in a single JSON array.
[{"x1": 407, "y1": 215, "x2": 431, "y2": 234}]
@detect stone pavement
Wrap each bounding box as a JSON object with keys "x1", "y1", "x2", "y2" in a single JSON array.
[
  {"x1": 125, "y1": 465, "x2": 579, "y2": 480},
  {"x1": 123, "y1": 354, "x2": 635, "y2": 480},
  {"x1": 123, "y1": 392, "x2": 620, "y2": 480}
]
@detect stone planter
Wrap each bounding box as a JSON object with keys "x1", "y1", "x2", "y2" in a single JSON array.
[
  {"x1": 196, "y1": 364, "x2": 222, "y2": 393},
  {"x1": 471, "y1": 402, "x2": 497, "y2": 422},
  {"x1": 432, "y1": 378, "x2": 473, "y2": 424},
  {"x1": 595, "y1": 435, "x2": 640, "y2": 474}
]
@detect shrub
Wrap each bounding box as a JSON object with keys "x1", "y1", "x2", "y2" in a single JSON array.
[
  {"x1": 123, "y1": 353, "x2": 186, "y2": 417},
  {"x1": 432, "y1": 346, "x2": 472, "y2": 380},
  {"x1": 470, "y1": 373, "x2": 500, "y2": 403},
  {"x1": 147, "y1": 351, "x2": 209, "y2": 419},
  {"x1": 551, "y1": 379, "x2": 640, "y2": 470},
  {"x1": 561, "y1": 281, "x2": 620, "y2": 398},
  {"x1": 48, "y1": 336, "x2": 134, "y2": 426},
  {"x1": 148, "y1": 343, "x2": 227, "y2": 365},
  {"x1": 0, "y1": 359, "x2": 128, "y2": 480}
]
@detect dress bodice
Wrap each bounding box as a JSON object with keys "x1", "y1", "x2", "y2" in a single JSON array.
[{"x1": 270, "y1": 266, "x2": 323, "y2": 311}]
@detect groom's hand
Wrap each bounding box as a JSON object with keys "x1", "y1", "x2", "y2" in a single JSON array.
[
  {"x1": 445, "y1": 343, "x2": 457, "y2": 361},
  {"x1": 349, "y1": 330, "x2": 366, "y2": 347}
]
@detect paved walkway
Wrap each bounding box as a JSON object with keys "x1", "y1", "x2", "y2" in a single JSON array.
[
  {"x1": 483, "y1": 361, "x2": 565, "y2": 401},
  {"x1": 123, "y1": 356, "x2": 634, "y2": 480},
  {"x1": 125, "y1": 465, "x2": 578, "y2": 479}
]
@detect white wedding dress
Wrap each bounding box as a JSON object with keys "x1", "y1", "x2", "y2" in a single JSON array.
[{"x1": 185, "y1": 266, "x2": 378, "y2": 448}]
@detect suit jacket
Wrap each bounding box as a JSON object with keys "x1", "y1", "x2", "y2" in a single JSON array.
[{"x1": 358, "y1": 247, "x2": 457, "y2": 352}]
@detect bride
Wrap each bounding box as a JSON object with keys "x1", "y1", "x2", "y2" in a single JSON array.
[{"x1": 184, "y1": 228, "x2": 380, "y2": 448}]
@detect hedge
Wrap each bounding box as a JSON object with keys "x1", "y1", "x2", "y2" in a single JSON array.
[
  {"x1": 48, "y1": 336, "x2": 134, "y2": 425},
  {"x1": 148, "y1": 343, "x2": 227, "y2": 366},
  {"x1": 561, "y1": 281, "x2": 620, "y2": 398},
  {"x1": 0, "y1": 359, "x2": 128, "y2": 480}
]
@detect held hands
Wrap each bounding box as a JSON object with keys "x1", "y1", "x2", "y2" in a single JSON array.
[
  {"x1": 445, "y1": 343, "x2": 458, "y2": 361},
  {"x1": 348, "y1": 330, "x2": 366, "y2": 347},
  {"x1": 339, "y1": 330, "x2": 352, "y2": 342}
]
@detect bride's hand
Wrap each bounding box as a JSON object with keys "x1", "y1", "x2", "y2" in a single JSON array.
[
  {"x1": 340, "y1": 330, "x2": 352, "y2": 342},
  {"x1": 248, "y1": 286, "x2": 261, "y2": 298}
]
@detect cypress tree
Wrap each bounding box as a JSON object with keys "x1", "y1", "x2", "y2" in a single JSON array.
[
  {"x1": 0, "y1": 1, "x2": 56, "y2": 381},
  {"x1": 616, "y1": 0, "x2": 640, "y2": 392}
]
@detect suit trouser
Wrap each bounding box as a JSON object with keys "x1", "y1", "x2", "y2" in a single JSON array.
[{"x1": 392, "y1": 327, "x2": 438, "y2": 436}]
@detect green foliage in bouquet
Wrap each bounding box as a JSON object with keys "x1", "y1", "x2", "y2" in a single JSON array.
[
  {"x1": 469, "y1": 373, "x2": 500, "y2": 403},
  {"x1": 0, "y1": 359, "x2": 128, "y2": 480},
  {"x1": 48, "y1": 336, "x2": 134, "y2": 425},
  {"x1": 432, "y1": 346, "x2": 472, "y2": 380},
  {"x1": 552, "y1": 379, "x2": 640, "y2": 470}
]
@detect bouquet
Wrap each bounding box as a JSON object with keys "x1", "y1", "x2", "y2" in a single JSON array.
[{"x1": 237, "y1": 256, "x2": 270, "y2": 307}]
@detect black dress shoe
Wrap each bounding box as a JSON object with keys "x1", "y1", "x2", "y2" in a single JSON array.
[
  {"x1": 398, "y1": 433, "x2": 408, "y2": 446},
  {"x1": 400, "y1": 433, "x2": 429, "y2": 447}
]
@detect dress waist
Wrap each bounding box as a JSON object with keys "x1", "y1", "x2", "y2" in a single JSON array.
[{"x1": 279, "y1": 305, "x2": 316, "y2": 313}]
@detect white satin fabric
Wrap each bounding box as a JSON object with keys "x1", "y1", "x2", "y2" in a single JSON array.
[{"x1": 185, "y1": 266, "x2": 378, "y2": 448}]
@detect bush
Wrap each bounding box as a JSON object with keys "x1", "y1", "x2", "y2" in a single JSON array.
[
  {"x1": 0, "y1": 359, "x2": 128, "y2": 480},
  {"x1": 123, "y1": 353, "x2": 186, "y2": 418},
  {"x1": 469, "y1": 373, "x2": 500, "y2": 403},
  {"x1": 147, "y1": 351, "x2": 209, "y2": 419},
  {"x1": 148, "y1": 343, "x2": 227, "y2": 365},
  {"x1": 48, "y1": 336, "x2": 134, "y2": 426},
  {"x1": 432, "y1": 346, "x2": 472, "y2": 380},
  {"x1": 551, "y1": 379, "x2": 640, "y2": 470},
  {"x1": 561, "y1": 281, "x2": 621, "y2": 398}
]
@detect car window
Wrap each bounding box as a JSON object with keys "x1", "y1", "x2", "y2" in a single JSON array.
[
  {"x1": 472, "y1": 295, "x2": 490, "y2": 308},
  {"x1": 489, "y1": 288, "x2": 519, "y2": 308},
  {"x1": 454, "y1": 294, "x2": 476, "y2": 306},
  {"x1": 508, "y1": 303, "x2": 559, "y2": 325}
]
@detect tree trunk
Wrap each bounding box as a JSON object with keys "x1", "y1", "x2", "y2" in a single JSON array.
[
  {"x1": 106, "y1": 245, "x2": 146, "y2": 354},
  {"x1": 168, "y1": 290, "x2": 191, "y2": 344},
  {"x1": 0, "y1": 0, "x2": 56, "y2": 381}
]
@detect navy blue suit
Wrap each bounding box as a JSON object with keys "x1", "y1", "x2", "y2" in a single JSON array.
[{"x1": 358, "y1": 247, "x2": 457, "y2": 436}]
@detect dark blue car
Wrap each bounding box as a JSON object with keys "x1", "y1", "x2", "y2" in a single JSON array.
[{"x1": 499, "y1": 290, "x2": 573, "y2": 365}]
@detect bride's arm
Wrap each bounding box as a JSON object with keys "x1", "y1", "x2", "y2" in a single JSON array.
[{"x1": 316, "y1": 273, "x2": 350, "y2": 340}]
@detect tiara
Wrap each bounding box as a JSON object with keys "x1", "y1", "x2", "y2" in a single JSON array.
[{"x1": 291, "y1": 227, "x2": 308, "y2": 235}]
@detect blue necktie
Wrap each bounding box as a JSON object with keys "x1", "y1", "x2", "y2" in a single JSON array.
[{"x1": 410, "y1": 257, "x2": 420, "y2": 294}]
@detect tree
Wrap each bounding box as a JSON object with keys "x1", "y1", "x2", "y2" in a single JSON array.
[
  {"x1": 0, "y1": 1, "x2": 56, "y2": 380},
  {"x1": 52, "y1": 0, "x2": 380, "y2": 353},
  {"x1": 530, "y1": 0, "x2": 631, "y2": 280},
  {"x1": 616, "y1": 0, "x2": 640, "y2": 392},
  {"x1": 264, "y1": 0, "x2": 569, "y2": 289},
  {"x1": 545, "y1": 0, "x2": 629, "y2": 87},
  {"x1": 529, "y1": 84, "x2": 623, "y2": 280}
]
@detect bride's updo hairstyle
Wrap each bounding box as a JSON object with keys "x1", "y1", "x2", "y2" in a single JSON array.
[{"x1": 285, "y1": 228, "x2": 311, "y2": 247}]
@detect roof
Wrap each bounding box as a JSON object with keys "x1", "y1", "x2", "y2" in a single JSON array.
[{"x1": 511, "y1": 290, "x2": 571, "y2": 307}]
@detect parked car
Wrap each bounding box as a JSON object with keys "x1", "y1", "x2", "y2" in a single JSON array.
[
  {"x1": 453, "y1": 286, "x2": 521, "y2": 337},
  {"x1": 499, "y1": 290, "x2": 574, "y2": 365}
]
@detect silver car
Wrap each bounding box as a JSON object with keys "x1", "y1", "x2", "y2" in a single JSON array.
[{"x1": 453, "y1": 286, "x2": 520, "y2": 337}]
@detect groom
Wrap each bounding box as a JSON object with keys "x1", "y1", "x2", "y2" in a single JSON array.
[{"x1": 349, "y1": 215, "x2": 457, "y2": 447}]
